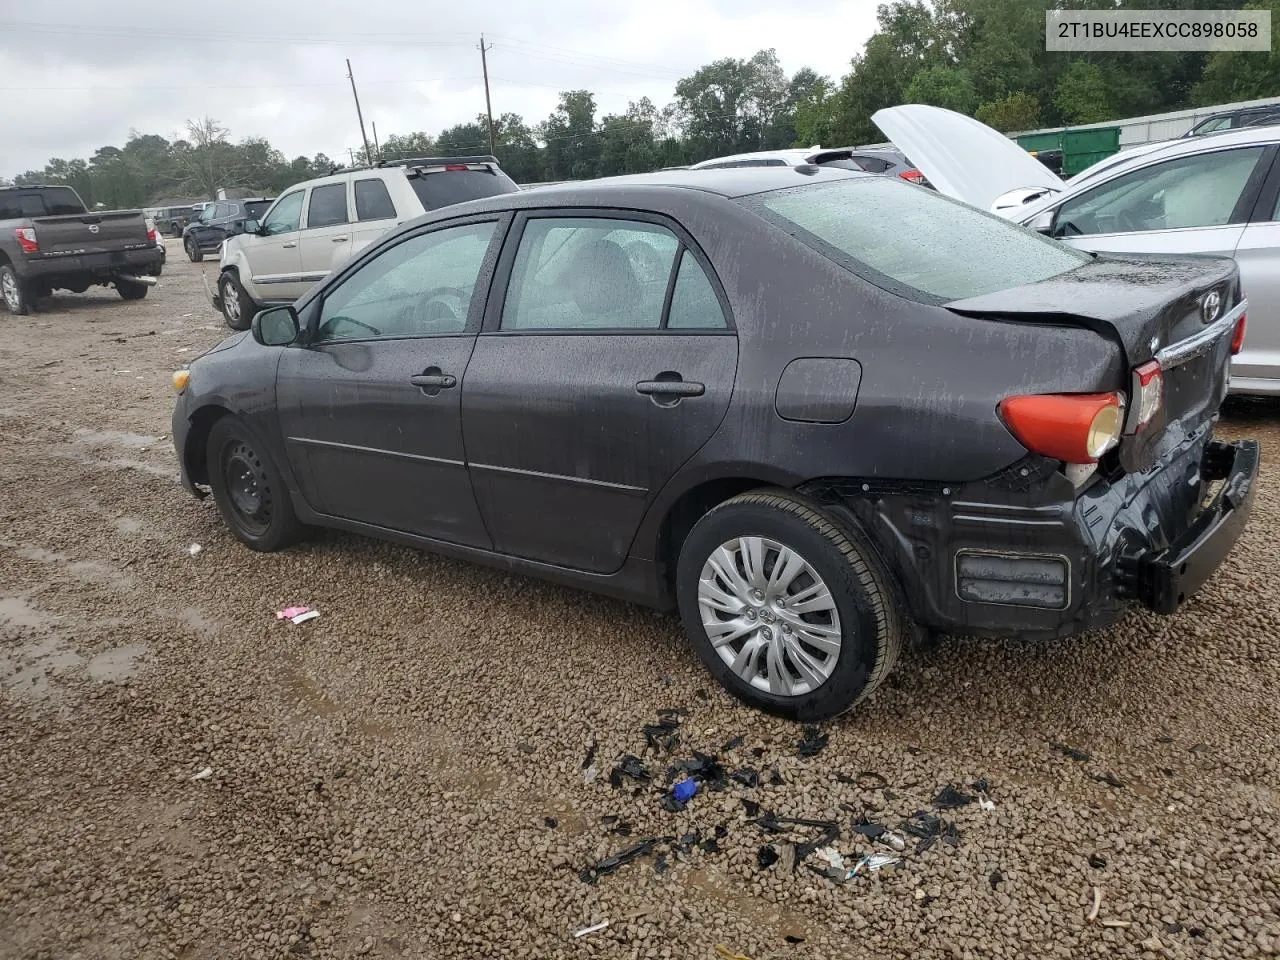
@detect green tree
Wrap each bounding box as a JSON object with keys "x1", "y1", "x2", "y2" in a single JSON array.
[
  {"x1": 1055, "y1": 60, "x2": 1114, "y2": 124},
  {"x1": 380, "y1": 131, "x2": 438, "y2": 160},
  {"x1": 1194, "y1": 0, "x2": 1280, "y2": 104},
  {"x1": 598, "y1": 99, "x2": 660, "y2": 176},
  {"x1": 904, "y1": 65, "x2": 978, "y2": 113},
  {"x1": 793, "y1": 76, "x2": 841, "y2": 147},
  {"x1": 674, "y1": 49, "x2": 790, "y2": 160},
  {"x1": 540, "y1": 90, "x2": 601, "y2": 179},
  {"x1": 976, "y1": 91, "x2": 1041, "y2": 131}
]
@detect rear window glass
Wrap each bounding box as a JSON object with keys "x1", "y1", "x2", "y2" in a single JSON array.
[
  {"x1": 0, "y1": 187, "x2": 84, "y2": 218},
  {"x1": 750, "y1": 178, "x2": 1089, "y2": 302},
  {"x1": 244, "y1": 200, "x2": 272, "y2": 221},
  {"x1": 408, "y1": 169, "x2": 518, "y2": 211}
]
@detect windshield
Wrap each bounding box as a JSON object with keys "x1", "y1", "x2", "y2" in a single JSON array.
[
  {"x1": 407, "y1": 168, "x2": 518, "y2": 210},
  {"x1": 748, "y1": 178, "x2": 1090, "y2": 302}
]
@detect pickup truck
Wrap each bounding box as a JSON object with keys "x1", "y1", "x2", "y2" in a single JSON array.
[{"x1": 0, "y1": 184, "x2": 164, "y2": 315}]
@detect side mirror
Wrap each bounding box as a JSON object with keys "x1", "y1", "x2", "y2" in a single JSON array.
[
  {"x1": 1028, "y1": 209, "x2": 1054, "y2": 235},
  {"x1": 252, "y1": 305, "x2": 300, "y2": 346},
  {"x1": 241, "y1": 219, "x2": 260, "y2": 235}
]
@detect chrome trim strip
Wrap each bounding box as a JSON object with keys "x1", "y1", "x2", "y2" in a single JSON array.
[
  {"x1": 288, "y1": 436, "x2": 463, "y2": 468},
  {"x1": 1157, "y1": 299, "x2": 1246, "y2": 371},
  {"x1": 469, "y1": 461, "x2": 647, "y2": 495}
]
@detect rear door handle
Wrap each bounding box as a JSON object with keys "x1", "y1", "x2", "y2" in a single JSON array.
[
  {"x1": 332, "y1": 236, "x2": 349, "y2": 243},
  {"x1": 282, "y1": 241, "x2": 297, "y2": 248},
  {"x1": 409, "y1": 367, "x2": 457, "y2": 396},
  {"x1": 636, "y1": 379, "x2": 704, "y2": 398}
]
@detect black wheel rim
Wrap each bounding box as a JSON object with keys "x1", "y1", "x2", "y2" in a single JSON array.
[{"x1": 221, "y1": 439, "x2": 272, "y2": 536}]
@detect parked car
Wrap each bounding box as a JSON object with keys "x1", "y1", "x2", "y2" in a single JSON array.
[
  {"x1": 172, "y1": 166, "x2": 1256, "y2": 719},
  {"x1": 690, "y1": 146, "x2": 929, "y2": 184},
  {"x1": 213, "y1": 156, "x2": 519, "y2": 330},
  {"x1": 182, "y1": 197, "x2": 274, "y2": 262},
  {"x1": 0, "y1": 184, "x2": 162, "y2": 314},
  {"x1": 873, "y1": 104, "x2": 1280, "y2": 395},
  {"x1": 154, "y1": 205, "x2": 199, "y2": 237},
  {"x1": 1183, "y1": 105, "x2": 1280, "y2": 137}
]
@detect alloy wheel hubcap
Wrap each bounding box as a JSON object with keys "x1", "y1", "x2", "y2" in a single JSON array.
[
  {"x1": 697, "y1": 536, "x2": 842, "y2": 696},
  {"x1": 2, "y1": 272, "x2": 18, "y2": 309},
  {"x1": 223, "y1": 281, "x2": 240, "y2": 321}
]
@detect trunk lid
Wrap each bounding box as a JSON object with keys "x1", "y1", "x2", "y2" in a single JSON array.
[
  {"x1": 947, "y1": 254, "x2": 1240, "y2": 466},
  {"x1": 28, "y1": 211, "x2": 151, "y2": 259},
  {"x1": 871, "y1": 104, "x2": 1065, "y2": 213}
]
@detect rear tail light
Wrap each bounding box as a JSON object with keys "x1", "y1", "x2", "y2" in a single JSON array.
[
  {"x1": 998, "y1": 392, "x2": 1125, "y2": 464},
  {"x1": 1231, "y1": 312, "x2": 1247, "y2": 355},
  {"x1": 899, "y1": 168, "x2": 926, "y2": 183},
  {"x1": 1131, "y1": 360, "x2": 1163, "y2": 432},
  {"x1": 14, "y1": 227, "x2": 37, "y2": 254},
  {"x1": 145, "y1": 217, "x2": 157, "y2": 245}
]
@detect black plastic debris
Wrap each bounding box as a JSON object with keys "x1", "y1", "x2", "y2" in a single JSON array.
[
  {"x1": 730, "y1": 767, "x2": 760, "y2": 789},
  {"x1": 989, "y1": 869, "x2": 1004, "y2": 889},
  {"x1": 932, "y1": 785, "x2": 975, "y2": 810},
  {"x1": 797, "y1": 726, "x2": 829, "y2": 757},
  {"x1": 942, "y1": 823, "x2": 961, "y2": 847},
  {"x1": 579, "y1": 837, "x2": 673, "y2": 884},
  {"x1": 722, "y1": 735, "x2": 745, "y2": 751},
  {"x1": 654, "y1": 854, "x2": 669, "y2": 875},
  {"x1": 695, "y1": 688, "x2": 710, "y2": 701},
  {"x1": 1093, "y1": 772, "x2": 1125, "y2": 789},
  {"x1": 543, "y1": 817, "x2": 558, "y2": 829},
  {"x1": 784, "y1": 936, "x2": 806, "y2": 944},
  {"x1": 609, "y1": 754, "x2": 651, "y2": 789},
  {"x1": 516, "y1": 742, "x2": 535, "y2": 755},
  {"x1": 1088, "y1": 853, "x2": 1108, "y2": 869},
  {"x1": 742, "y1": 799, "x2": 761, "y2": 817},
  {"x1": 751, "y1": 747, "x2": 766, "y2": 759},
  {"x1": 902, "y1": 810, "x2": 960, "y2": 855},
  {"x1": 769, "y1": 767, "x2": 784, "y2": 786},
  {"x1": 971, "y1": 778, "x2": 990, "y2": 794},
  {"x1": 758, "y1": 845, "x2": 779, "y2": 869},
  {"x1": 1050, "y1": 742, "x2": 1091, "y2": 762},
  {"x1": 643, "y1": 715, "x2": 682, "y2": 753},
  {"x1": 753, "y1": 812, "x2": 839, "y2": 870},
  {"x1": 853, "y1": 821, "x2": 887, "y2": 841},
  {"x1": 601, "y1": 815, "x2": 619, "y2": 825},
  {"x1": 715, "y1": 824, "x2": 728, "y2": 839},
  {"x1": 613, "y1": 822, "x2": 633, "y2": 837},
  {"x1": 700, "y1": 836, "x2": 721, "y2": 854},
  {"x1": 1190, "y1": 927, "x2": 1206, "y2": 939},
  {"x1": 675, "y1": 830, "x2": 701, "y2": 855},
  {"x1": 671, "y1": 751, "x2": 726, "y2": 789},
  {"x1": 1163, "y1": 923, "x2": 1184, "y2": 935},
  {"x1": 582, "y1": 741, "x2": 598, "y2": 770},
  {"x1": 657, "y1": 707, "x2": 690, "y2": 719}
]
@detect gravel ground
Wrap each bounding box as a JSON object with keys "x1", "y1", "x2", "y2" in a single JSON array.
[{"x1": 1, "y1": 250, "x2": 1278, "y2": 960}]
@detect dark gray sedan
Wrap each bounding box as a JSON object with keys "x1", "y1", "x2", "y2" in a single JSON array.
[{"x1": 171, "y1": 166, "x2": 1258, "y2": 720}]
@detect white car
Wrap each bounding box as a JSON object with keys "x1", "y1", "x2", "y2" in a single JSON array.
[
  {"x1": 874, "y1": 105, "x2": 1280, "y2": 394},
  {"x1": 213, "y1": 156, "x2": 518, "y2": 330},
  {"x1": 690, "y1": 146, "x2": 929, "y2": 184}
]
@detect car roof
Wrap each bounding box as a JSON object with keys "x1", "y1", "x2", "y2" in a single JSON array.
[
  {"x1": 483, "y1": 165, "x2": 868, "y2": 203},
  {"x1": 690, "y1": 147, "x2": 826, "y2": 168}
]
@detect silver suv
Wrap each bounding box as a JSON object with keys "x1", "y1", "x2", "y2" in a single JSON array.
[{"x1": 212, "y1": 156, "x2": 519, "y2": 329}]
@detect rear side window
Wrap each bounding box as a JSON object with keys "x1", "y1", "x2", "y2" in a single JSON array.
[
  {"x1": 667, "y1": 251, "x2": 727, "y2": 329},
  {"x1": 354, "y1": 178, "x2": 396, "y2": 221},
  {"x1": 307, "y1": 183, "x2": 349, "y2": 228},
  {"x1": 751, "y1": 178, "x2": 1090, "y2": 302},
  {"x1": 244, "y1": 200, "x2": 272, "y2": 221},
  {"x1": 407, "y1": 169, "x2": 519, "y2": 210},
  {"x1": 851, "y1": 155, "x2": 892, "y2": 173}
]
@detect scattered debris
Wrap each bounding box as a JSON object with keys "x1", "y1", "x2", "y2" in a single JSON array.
[
  {"x1": 1093, "y1": 772, "x2": 1125, "y2": 789},
  {"x1": 609, "y1": 754, "x2": 650, "y2": 788},
  {"x1": 579, "y1": 837, "x2": 672, "y2": 884},
  {"x1": 768, "y1": 767, "x2": 784, "y2": 786},
  {"x1": 572, "y1": 920, "x2": 609, "y2": 938},
  {"x1": 901, "y1": 810, "x2": 961, "y2": 854},
  {"x1": 191, "y1": 767, "x2": 212, "y2": 781},
  {"x1": 275, "y1": 606, "x2": 318, "y2": 625},
  {"x1": 784, "y1": 935, "x2": 806, "y2": 944},
  {"x1": 979, "y1": 798, "x2": 996, "y2": 811},
  {"x1": 1088, "y1": 854, "x2": 1108, "y2": 869},
  {"x1": 850, "y1": 853, "x2": 901, "y2": 876},
  {"x1": 653, "y1": 854, "x2": 668, "y2": 874},
  {"x1": 670, "y1": 751, "x2": 726, "y2": 788},
  {"x1": 989, "y1": 869, "x2": 1004, "y2": 889},
  {"x1": 750, "y1": 747, "x2": 766, "y2": 759},
  {"x1": 543, "y1": 817, "x2": 558, "y2": 829},
  {"x1": 1163, "y1": 923, "x2": 1184, "y2": 935},
  {"x1": 729, "y1": 767, "x2": 760, "y2": 788},
  {"x1": 582, "y1": 741, "x2": 598, "y2": 769},
  {"x1": 643, "y1": 714, "x2": 682, "y2": 752},
  {"x1": 713, "y1": 946, "x2": 754, "y2": 960},
  {"x1": 722, "y1": 735, "x2": 745, "y2": 751},
  {"x1": 1050, "y1": 742, "x2": 1092, "y2": 762},
  {"x1": 971, "y1": 778, "x2": 990, "y2": 793},
  {"x1": 797, "y1": 726, "x2": 829, "y2": 757},
  {"x1": 187, "y1": 543, "x2": 202, "y2": 556},
  {"x1": 1087, "y1": 886, "x2": 1102, "y2": 921},
  {"x1": 742, "y1": 799, "x2": 761, "y2": 817},
  {"x1": 813, "y1": 845, "x2": 846, "y2": 878},
  {"x1": 673, "y1": 779, "x2": 698, "y2": 804},
  {"x1": 779, "y1": 842, "x2": 797, "y2": 873},
  {"x1": 1100, "y1": 919, "x2": 1131, "y2": 929},
  {"x1": 757, "y1": 845, "x2": 779, "y2": 868},
  {"x1": 932, "y1": 785, "x2": 975, "y2": 809}
]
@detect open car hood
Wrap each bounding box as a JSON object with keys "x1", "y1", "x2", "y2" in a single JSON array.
[{"x1": 872, "y1": 105, "x2": 1065, "y2": 214}]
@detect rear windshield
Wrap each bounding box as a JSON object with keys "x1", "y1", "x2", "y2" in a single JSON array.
[
  {"x1": 0, "y1": 186, "x2": 85, "y2": 219},
  {"x1": 244, "y1": 200, "x2": 272, "y2": 221},
  {"x1": 407, "y1": 168, "x2": 519, "y2": 211},
  {"x1": 748, "y1": 178, "x2": 1089, "y2": 302}
]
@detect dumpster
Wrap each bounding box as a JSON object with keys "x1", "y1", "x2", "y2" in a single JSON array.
[{"x1": 1016, "y1": 126, "x2": 1121, "y2": 176}]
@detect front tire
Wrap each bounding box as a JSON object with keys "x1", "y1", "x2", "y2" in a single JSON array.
[
  {"x1": 206, "y1": 416, "x2": 305, "y2": 552},
  {"x1": 117, "y1": 279, "x2": 149, "y2": 300},
  {"x1": 676, "y1": 489, "x2": 905, "y2": 721},
  {"x1": 1, "y1": 264, "x2": 31, "y2": 315},
  {"x1": 218, "y1": 271, "x2": 254, "y2": 331},
  {"x1": 185, "y1": 237, "x2": 203, "y2": 262}
]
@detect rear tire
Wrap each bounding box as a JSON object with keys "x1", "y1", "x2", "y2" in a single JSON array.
[
  {"x1": 117, "y1": 279, "x2": 149, "y2": 301},
  {"x1": 1, "y1": 265, "x2": 31, "y2": 315},
  {"x1": 185, "y1": 237, "x2": 203, "y2": 262},
  {"x1": 206, "y1": 416, "x2": 305, "y2": 552},
  {"x1": 219, "y1": 271, "x2": 254, "y2": 331},
  {"x1": 676, "y1": 489, "x2": 905, "y2": 721}
]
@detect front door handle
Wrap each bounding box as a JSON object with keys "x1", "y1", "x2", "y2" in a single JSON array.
[
  {"x1": 636, "y1": 378, "x2": 705, "y2": 398},
  {"x1": 282, "y1": 241, "x2": 297, "y2": 248},
  {"x1": 409, "y1": 366, "x2": 457, "y2": 396},
  {"x1": 332, "y1": 236, "x2": 349, "y2": 243}
]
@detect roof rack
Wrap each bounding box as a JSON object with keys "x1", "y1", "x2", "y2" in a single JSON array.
[{"x1": 324, "y1": 155, "x2": 502, "y2": 177}]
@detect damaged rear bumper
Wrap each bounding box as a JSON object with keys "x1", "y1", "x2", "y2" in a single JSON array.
[{"x1": 810, "y1": 428, "x2": 1259, "y2": 639}]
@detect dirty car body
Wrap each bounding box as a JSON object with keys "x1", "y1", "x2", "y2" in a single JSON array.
[{"x1": 172, "y1": 167, "x2": 1258, "y2": 719}]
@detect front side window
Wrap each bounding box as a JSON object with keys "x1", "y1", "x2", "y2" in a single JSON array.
[
  {"x1": 753, "y1": 178, "x2": 1089, "y2": 302},
  {"x1": 354, "y1": 178, "x2": 396, "y2": 221},
  {"x1": 262, "y1": 190, "x2": 304, "y2": 235},
  {"x1": 1052, "y1": 147, "x2": 1265, "y2": 237},
  {"x1": 501, "y1": 218, "x2": 681, "y2": 331},
  {"x1": 315, "y1": 221, "x2": 497, "y2": 342},
  {"x1": 307, "y1": 182, "x2": 349, "y2": 229}
]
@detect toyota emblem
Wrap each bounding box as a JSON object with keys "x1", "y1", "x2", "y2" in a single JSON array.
[
  {"x1": 1201, "y1": 290, "x2": 1222, "y2": 324},
  {"x1": 87, "y1": 223, "x2": 100, "y2": 234}
]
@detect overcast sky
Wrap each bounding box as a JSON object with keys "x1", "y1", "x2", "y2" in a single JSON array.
[{"x1": 0, "y1": 1, "x2": 879, "y2": 176}]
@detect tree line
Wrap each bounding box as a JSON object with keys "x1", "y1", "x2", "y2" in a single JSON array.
[{"x1": 4, "y1": 0, "x2": 1276, "y2": 208}]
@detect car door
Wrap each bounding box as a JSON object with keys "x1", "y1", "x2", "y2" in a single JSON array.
[
  {"x1": 195, "y1": 202, "x2": 232, "y2": 249},
  {"x1": 461, "y1": 212, "x2": 738, "y2": 574},
  {"x1": 275, "y1": 216, "x2": 506, "y2": 547},
  {"x1": 246, "y1": 188, "x2": 306, "y2": 300},
  {"x1": 297, "y1": 179, "x2": 355, "y2": 288},
  {"x1": 350, "y1": 175, "x2": 402, "y2": 257},
  {"x1": 1230, "y1": 152, "x2": 1280, "y2": 386}
]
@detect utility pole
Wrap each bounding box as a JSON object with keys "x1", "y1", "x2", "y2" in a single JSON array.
[
  {"x1": 347, "y1": 147, "x2": 356, "y2": 167},
  {"x1": 346, "y1": 58, "x2": 373, "y2": 165},
  {"x1": 479, "y1": 35, "x2": 496, "y2": 156},
  {"x1": 371, "y1": 121, "x2": 381, "y2": 163}
]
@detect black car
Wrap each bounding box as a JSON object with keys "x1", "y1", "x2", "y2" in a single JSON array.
[
  {"x1": 182, "y1": 198, "x2": 275, "y2": 262},
  {"x1": 170, "y1": 166, "x2": 1258, "y2": 719},
  {"x1": 1184, "y1": 106, "x2": 1280, "y2": 137}
]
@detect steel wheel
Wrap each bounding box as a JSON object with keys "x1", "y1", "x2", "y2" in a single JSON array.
[
  {"x1": 697, "y1": 535, "x2": 842, "y2": 696},
  {"x1": 221, "y1": 439, "x2": 273, "y2": 537}
]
